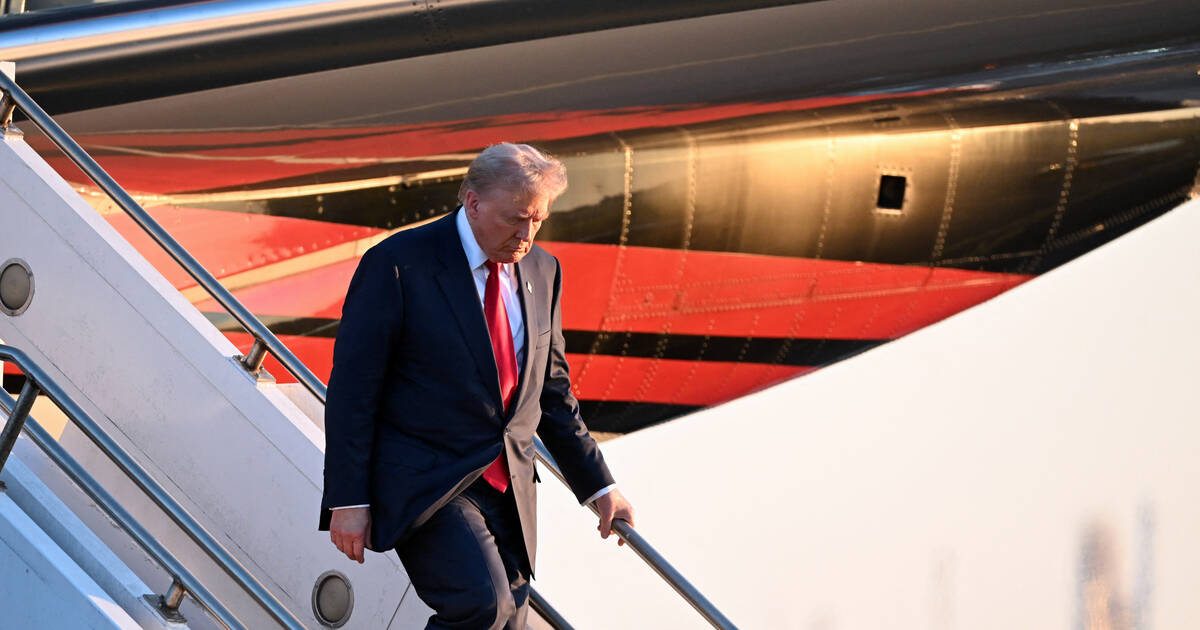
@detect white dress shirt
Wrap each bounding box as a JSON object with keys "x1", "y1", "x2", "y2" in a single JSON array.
[
  {"x1": 335, "y1": 209, "x2": 614, "y2": 509},
  {"x1": 456, "y1": 207, "x2": 525, "y2": 372}
]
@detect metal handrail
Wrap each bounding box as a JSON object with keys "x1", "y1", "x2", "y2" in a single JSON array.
[
  {"x1": 535, "y1": 442, "x2": 739, "y2": 630},
  {"x1": 0, "y1": 66, "x2": 737, "y2": 630},
  {"x1": 0, "y1": 345, "x2": 307, "y2": 630},
  {"x1": 529, "y1": 588, "x2": 577, "y2": 630},
  {"x1": 0, "y1": 70, "x2": 328, "y2": 403}
]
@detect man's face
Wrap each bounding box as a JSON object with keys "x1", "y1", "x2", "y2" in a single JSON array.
[{"x1": 463, "y1": 185, "x2": 551, "y2": 264}]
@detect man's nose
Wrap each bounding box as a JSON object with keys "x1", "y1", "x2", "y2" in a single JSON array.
[{"x1": 515, "y1": 219, "x2": 535, "y2": 240}]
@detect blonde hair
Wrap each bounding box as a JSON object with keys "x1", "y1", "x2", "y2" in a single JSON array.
[{"x1": 457, "y1": 142, "x2": 567, "y2": 202}]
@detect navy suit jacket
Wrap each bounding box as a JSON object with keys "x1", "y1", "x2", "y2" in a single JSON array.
[{"x1": 319, "y1": 212, "x2": 614, "y2": 572}]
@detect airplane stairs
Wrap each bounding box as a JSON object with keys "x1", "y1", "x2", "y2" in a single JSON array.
[
  {"x1": 0, "y1": 76, "x2": 440, "y2": 629},
  {"x1": 0, "y1": 66, "x2": 730, "y2": 629}
]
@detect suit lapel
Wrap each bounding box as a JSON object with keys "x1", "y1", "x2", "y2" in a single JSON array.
[
  {"x1": 432, "y1": 215, "x2": 504, "y2": 414},
  {"x1": 512, "y1": 259, "x2": 537, "y2": 411}
]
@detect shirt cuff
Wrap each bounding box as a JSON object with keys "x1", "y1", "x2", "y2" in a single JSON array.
[
  {"x1": 330, "y1": 504, "x2": 369, "y2": 510},
  {"x1": 582, "y1": 484, "x2": 617, "y2": 506}
]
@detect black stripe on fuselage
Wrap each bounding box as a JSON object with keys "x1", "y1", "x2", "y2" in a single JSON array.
[
  {"x1": 561, "y1": 330, "x2": 883, "y2": 367},
  {"x1": 2, "y1": 373, "x2": 27, "y2": 395},
  {"x1": 577, "y1": 400, "x2": 701, "y2": 434},
  {"x1": 202, "y1": 312, "x2": 885, "y2": 366},
  {"x1": 204, "y1": 313, "x2": 342, "y2": 339}
]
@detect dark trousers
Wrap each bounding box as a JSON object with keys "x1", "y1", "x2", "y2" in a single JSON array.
[{"x1": 396, "y1": 477, "x2": 531, "y2": 630}]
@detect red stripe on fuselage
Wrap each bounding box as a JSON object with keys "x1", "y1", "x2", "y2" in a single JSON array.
[
  {"x1": 104, "y1": 206, "x2": 381, "y2": 290},
  {"x1": 542, "y1": 243, "x2": 1030, "y2": 339},
  {"x1": 196, "y1": 241, "x2": 1030, "y2": 341},
  {"x1": 204, "y1": 243, "x2": 1029, "y2": 413},
  {"x1": 193, "y1": 256, "x2": 360, "y2": 318},
  {"x1": 566, "y1": 354, "x2": 813, "y2": 407}
]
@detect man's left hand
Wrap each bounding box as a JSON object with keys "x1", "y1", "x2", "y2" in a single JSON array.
[{"x1": 595, "y1": 488, "x2": 635, "y2": 546}]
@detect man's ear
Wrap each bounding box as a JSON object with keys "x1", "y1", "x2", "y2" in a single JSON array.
[{"x1": 463, "y1": 189, "x2": 479, "y2": 218}]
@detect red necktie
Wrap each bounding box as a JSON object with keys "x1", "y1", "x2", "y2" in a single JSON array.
[{"x1": 482, "y1": 260, "x2": 517, "y2": 492}]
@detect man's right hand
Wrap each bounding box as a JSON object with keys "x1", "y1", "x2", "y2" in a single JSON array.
[{"x1": 329, "y1": 507, "x2": 371, "y2": 564}]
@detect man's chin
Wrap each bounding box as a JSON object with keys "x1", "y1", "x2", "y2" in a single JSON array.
[{"x1": 498, "y1": 250, "x2": 528, "y2": 263}]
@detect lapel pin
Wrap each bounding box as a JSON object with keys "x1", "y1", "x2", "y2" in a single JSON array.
[{"x1": 526, "y1": 281, "x2": 533, "y2": 293}]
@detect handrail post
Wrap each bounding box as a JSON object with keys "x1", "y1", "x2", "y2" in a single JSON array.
[
  {"x1": 0, "y1": 379, "x2": 38, "y2": 476},
  {"x1": 146, "y1": 577, "x2": 189, "y2": 624},
  {"x1": 163, "y1": 578, "x2": 187, "y2": 611},
  {"x1": 239, "y1": 338, "x2": 268, "y2": 374},
  {"x1": 15, "y1": 407, "x2": 244, "y2": 629},
  {"x1": 0, "y1": 96, "x2": 14, "y2": 131},
  {"x1": 0, "y1": 60, "x2": 14, "y2": 132},
  {"x1": 0, "y1": 345, "x2": 304, "y2": 630}
]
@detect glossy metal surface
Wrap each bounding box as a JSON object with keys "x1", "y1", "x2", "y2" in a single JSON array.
[
  {"x1": 2, "y1": 0, "x2": 198, "y2": 23},
  {"x1": 0, "y1": 344, "x2": 308, "y2": 630},
  {"x1": 0, "y1": 0, "x2": 811, "y2": 113},
  {"x1": 7, "y1": 0, "x2": 1200, "y2": 435}
]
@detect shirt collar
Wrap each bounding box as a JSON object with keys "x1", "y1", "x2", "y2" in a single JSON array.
[{"x1": 455, "y1": 206, "x2": 491, "y2": 272}]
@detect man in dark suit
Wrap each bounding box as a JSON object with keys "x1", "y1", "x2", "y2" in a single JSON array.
[{"x1": 320, "y1": 143, "x2": 635, "y2": 629}]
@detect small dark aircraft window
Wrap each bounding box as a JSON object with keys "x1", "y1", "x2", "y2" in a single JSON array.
[{"x1": 877, "y1": 175, "x2": 907, "y2": 210}]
